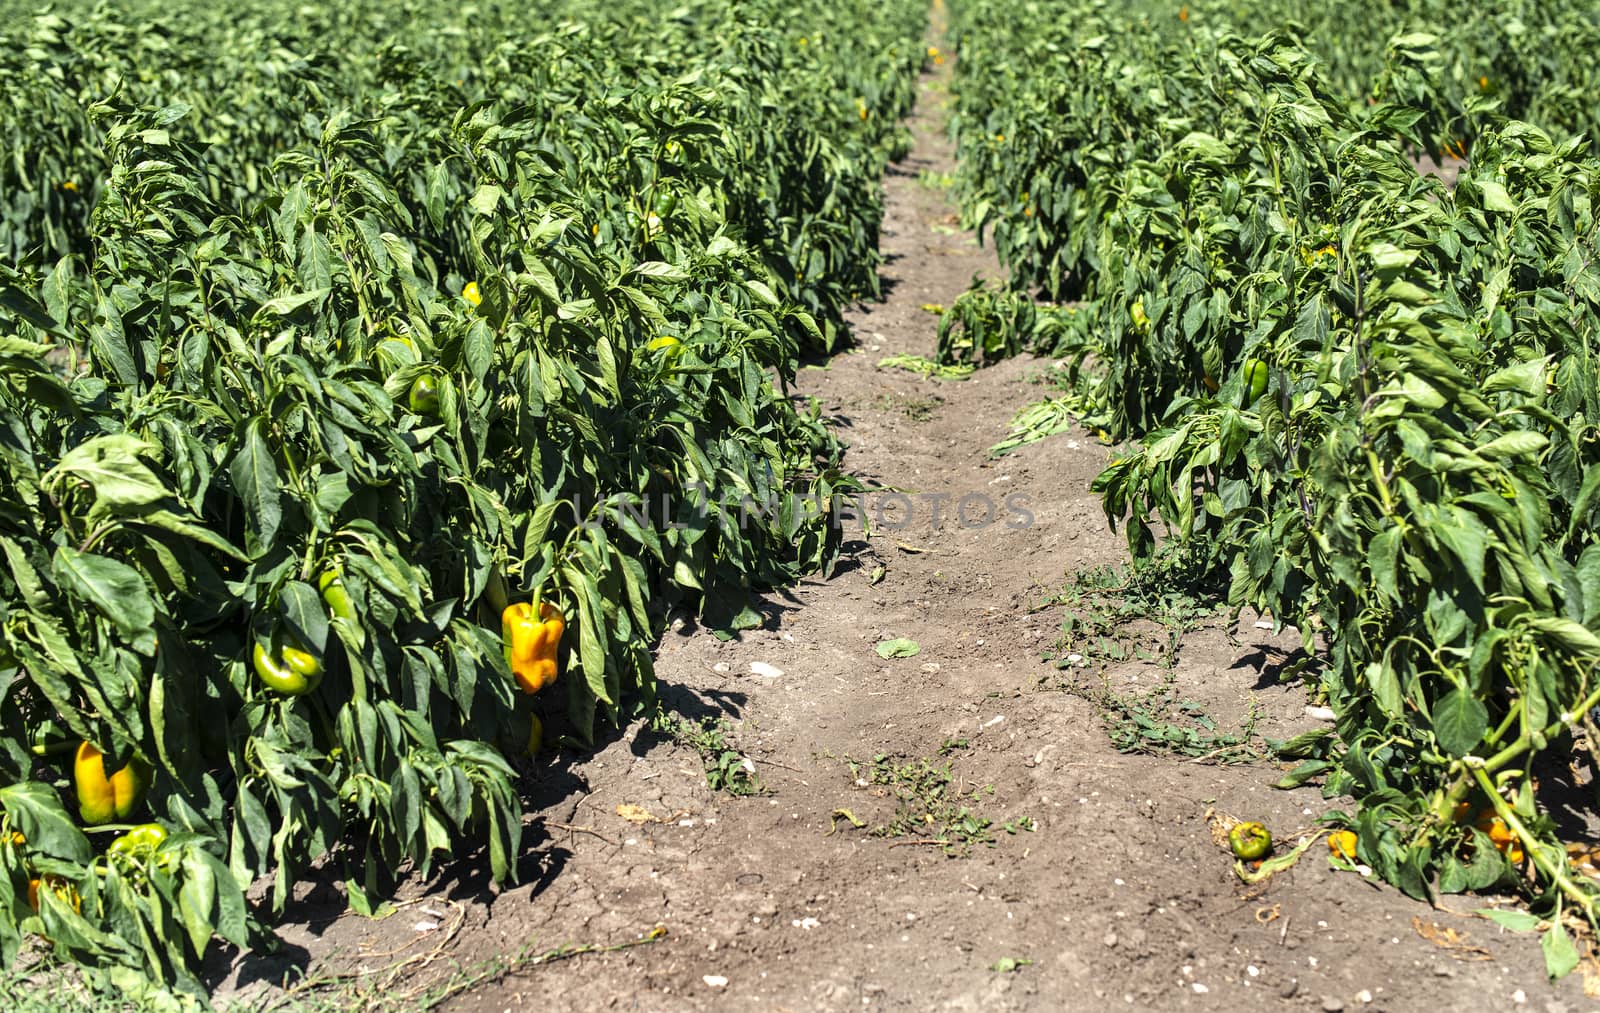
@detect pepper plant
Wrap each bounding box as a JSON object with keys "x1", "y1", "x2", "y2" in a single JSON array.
[
  {"x1": 948, "y1": 0, "x2": 1600, "y2": 976},
  {"x1": 0, "y1": 0, "x2": 928, "y2": 993}
]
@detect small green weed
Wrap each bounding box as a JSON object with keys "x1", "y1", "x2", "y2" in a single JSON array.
[
  {"x1": 1051, "y1": 545, "x2": 1263, "y2": 763},
  {"x1": 650, "y1": 711, "x2": 762, "y2": 795},
  {"x1": 1077, "y1": 672, "x2": 1264, "y2": 763},
  {"x1": 874, "y1": 391, "x2": 942, "y2": 422},
  {"x1": 1051, "y1": 544, "x2": 1224, "y2": 670},
  {"x1": 844, "y1": 753, "x2": 1034, "y2": 854}
]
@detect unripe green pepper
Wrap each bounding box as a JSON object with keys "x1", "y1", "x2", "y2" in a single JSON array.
[
  {"x1": 409, "y1": 374, "x2": 440, "y2": 415},
  {"x1": 1228, "y1": 821, "x2": 1272, "y2": 860},
  {"x1": 318, "y1": 565, "x2": 358, "y2": 625},
  {"x1": 108, "y1": 822, "x2": 168, "y2": 860},
  {"x1": 1242, "y1": 358, "x2": 1269, "y2": 406},
  {"x1": 253, "y1": 637, "x2": 323, "y2": 695}
]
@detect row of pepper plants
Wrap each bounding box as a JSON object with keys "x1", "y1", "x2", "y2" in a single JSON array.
[
  {"x1": 944, "y1": 0, "x2": 1600, "y2": 978},
  {"x1": 0, "y1": 0, "x2": 928, "y2": 994}
]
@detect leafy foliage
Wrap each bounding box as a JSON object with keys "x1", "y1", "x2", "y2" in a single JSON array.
[
  {"x1": 948, "y1": 0, "x2": 1600, "y2": 976},
  {"x1": 0, "y1": 0, "x2": 928, "y2": 992}
]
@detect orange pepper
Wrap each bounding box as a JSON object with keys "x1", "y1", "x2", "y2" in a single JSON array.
[
  {"x1": 1328, "y1": 830, "x2": 1358, "y2": 860},
  {"x1": 1475, "y1": 815, "x2": 1514, "y2": 847},
  {"x1": 27, "y1": 876, "x2": 80, "y2": 914}
]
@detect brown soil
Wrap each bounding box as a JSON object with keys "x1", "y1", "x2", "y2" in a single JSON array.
[{"x1": 213, "y1": 18, "x2": 1588, "y2": 1013}]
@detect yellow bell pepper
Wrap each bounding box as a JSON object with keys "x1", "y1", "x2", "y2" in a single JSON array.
[
  {"x1": 74, "y1": 741, "x2": 152, "y2": 825},
  {"x1": 502, "y1": 601, "x2": 565, "y2": 693}
]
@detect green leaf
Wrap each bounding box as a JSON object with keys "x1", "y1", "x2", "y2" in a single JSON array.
[
  {"x1": 229, "y1": 419, "x2": 283, "y2": 550},
  {"x1": 746, "y1": 280, "x2": 780, "y2": 306},
  {"x1": 0, "y1": 782, "x2": 91, "y2": 863},
  {"x1": 634, "y1": 261, "x2": 690, "y2": 282},
  {"x1": 566, "y1": 565, "x2": 612, "y2": 705},
  {"x1": 1431, "y1": 687, "x2": 1489, "y2": 757},
  {"x1": 279, "y1": 580, "x2": 330, "y2": 653},
  {"x1": 875, "y1": 638, "x2": 921, "y2": 659},
  {"x1": 1476, "y1": 908, "x2": 1541, "y2": 932},
  {"x1": 1368, "y1": 526, "x2": 1401, "y2": 600},
  {"x1": 1273, "y1": 759, "x2": 1330, "y2": 788},
  {"x1": 990, "y1": 956, "x2": 1033, "y2": 973},
  {"x1": 1430, "y1": 519, "x2": 1487, "y2": 591},
  {"x1": 296, "y1": 226, "x2": 335, "y2": 292},
  {"x1": 1476, "y1": 431, "x2": 1547, "y2": 461},
  {"x1": 1476, "y1": 181, "x2": 1518, "y2": 214},
  {"x1": 52, "y1": 546, "x2": 157, "y2": 642},
  {"x1": 45, "y1": 434, "x2": 169, "y2": 510},
  {"x1": 469, "y1": 184, "x2": 504, "y2": 215},
  {"x1": 1541, "y1": 918, "x2": 1580, "y2": 980},
  {"x1": 136, "y1": 509, "x2": 247, "y2": 559},
  {"x1": 257, "y1": 288, "x2": 331, "y2": 316},
  {"x1": 1526, "y1": 616, "x2": 1600, "y2": 656},
  {"x1": 345, "y1": 877, "x2": 396, "y2": 919},
  {"x1": 178, "y1": 848, "x2": 219, "y2": 955},
  {"x1": 0, "y1": 536, "x2": 49, "y2": 609},
  {"x1": 1482, "y1": 358, "x2": 1548, "y2": 396}
]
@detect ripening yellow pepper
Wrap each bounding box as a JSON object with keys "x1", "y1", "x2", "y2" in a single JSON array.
[
  {"x1": 74, "y1": 741, "x2": 152, "y2": 825},
  {"x1": 502, "y1": 602, "x2": 565, "y2": 693}
]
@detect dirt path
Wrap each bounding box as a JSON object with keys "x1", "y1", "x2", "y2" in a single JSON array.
[{"x1": 219, "y1": 14, "x2": 1585, "y2": 1012}]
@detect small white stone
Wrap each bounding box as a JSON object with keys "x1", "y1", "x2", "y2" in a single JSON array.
[
  {"x1": 1248, "y1": 966, "x2": 1260, "y2": 977},
  {"x1": 749, "y1": 661, "x2": 784, "y2": 678},
  {"x1": 703, "y1": 975, "x2": 729, "y2": 988},
  {"x1": 1193, "y1": 984, "x2": 1209, "y2": 995}
]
